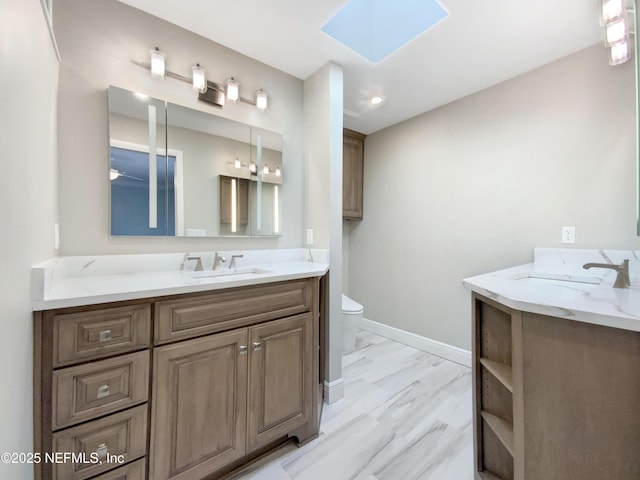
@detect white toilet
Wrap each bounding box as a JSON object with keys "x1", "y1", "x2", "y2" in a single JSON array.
[{"x1": 342, "y1": 294, "x2": 364, "y2": 353}]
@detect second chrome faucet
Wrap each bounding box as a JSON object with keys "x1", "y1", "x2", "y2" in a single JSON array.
[{"x1": 583, "y1": 259, "x2": 630, "y2": 288}]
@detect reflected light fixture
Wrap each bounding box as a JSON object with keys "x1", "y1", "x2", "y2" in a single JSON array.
[
  {"x1": 110, "y1": 169, "x2": 120, "y2": 181},
  {"x1": 150, "y1": 47, "x2": 166, "y2": 79},
  {"x1": 605, "y1": 18, "x2": 628, "y2": 46},
  {"x1": 275, "y1": 166, "x2": 281, "y2": 177},
  {"x1": 234, "y1": 157, "x2": 241, "y2": 168},
  {"x1": 601, "y1": 0, "x2": 625, "y2": 25},
  {"x1": 256, "y1": 89, "x2": 268, "y2": 111},
  {"x1": 250, "y1": 162, "x2": 257, "y2": 174},
  {"x1": 263, "y1": 165, "x2": 269, "y2": 174},
  {"x1": 226, "y1": 77, "x2": 240, "y2": 103},
  {"x1": 610, "y1": 40, "x2": 631, "y2": 65},
  {"x1": 192, "y1": 64, "x2": 207, "y2": 93}
]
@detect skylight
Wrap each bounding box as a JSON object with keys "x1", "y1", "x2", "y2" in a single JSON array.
[{"x1": 321, "y1": 0, "x2": 449, "y2": 63}]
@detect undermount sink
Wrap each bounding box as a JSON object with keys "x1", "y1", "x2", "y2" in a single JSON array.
[
  {"x1": 187, "y1": 266, "x2": 273, "y2": 279},
  {"x1": 509, "y1": 272, "x2": 602, "y2": 286}
]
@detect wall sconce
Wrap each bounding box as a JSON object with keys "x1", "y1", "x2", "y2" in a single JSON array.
[
  {"x1": 150, "y1": 47, "x2": 166, "y2": 79},
  {"x1": 256, "y1": 90, "x2": 269, "y2": 111},
  {"x1": 192, "y1": 64, "x2": 207, "y2": 93},
  {"x1": 601, "y1": 0, "x2": 635, "y2": 65},
  {"x1": 226, "y1": 78, "x2": 240, "y2": 103}
]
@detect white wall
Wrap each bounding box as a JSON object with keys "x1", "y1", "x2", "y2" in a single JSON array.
[
  {"x1": 347, "y1": 44, "x2": 639, "y2": 350},
  {"x1": 0, "y1": 1, "x2": 59, "y2": 478},
  {"x1": 303, "y1": 63, "x2": 344, "y2": 397},
  {"x1": 54, "y1": 0, "x2": 303, "y2": 254}
]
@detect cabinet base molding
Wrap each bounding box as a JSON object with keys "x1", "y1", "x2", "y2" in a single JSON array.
[{"x1": 360, "y1": 318, "x2": 472, "y2": 367}]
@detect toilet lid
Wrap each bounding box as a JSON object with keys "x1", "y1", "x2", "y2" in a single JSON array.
[{"x1": 342, "y1": 294, "x2": 364, "y2": 314}]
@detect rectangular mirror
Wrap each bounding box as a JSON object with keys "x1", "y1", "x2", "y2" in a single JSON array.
[{"x1": 108, "y1": 86, "x2": 283, "y2": 237}]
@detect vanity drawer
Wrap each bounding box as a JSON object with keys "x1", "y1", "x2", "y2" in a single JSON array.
[
  {"x1": 53, "y1": 304, "x2": 151, "y2": 367},
  {"x1": 52, "y1": 405, "x2": 147, "y2": 480},
  {"x1": 89, "y1": 458, "x2": 145, "y2": 480},
  {"x1": 52, "y1": 351, "x2": 149, "y2": 430},
  {"x1": 155, "y1": 279, "x2": 313, "y2": 344}
]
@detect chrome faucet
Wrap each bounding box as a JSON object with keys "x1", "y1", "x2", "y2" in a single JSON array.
[
  {"x1": 180, "y1": 254, "x2": 203, "y2": 271},
  {"x1": 229, "y1": 254, "x2": 244, "y2": 269},
  {"x1": 583, "y1": 259, "x2": 630, "y2": 288},
  {"x1": 212, "y1": 252, "x2": 226, "y2": 270}
]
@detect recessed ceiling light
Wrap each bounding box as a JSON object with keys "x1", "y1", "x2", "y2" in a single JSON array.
[{"x1": 370, "y1": 96, "x2": 384, "y2": 105}]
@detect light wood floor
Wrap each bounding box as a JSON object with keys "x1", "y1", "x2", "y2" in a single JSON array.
[{"x1": 234, "y1": 330, "x2": 473, "y2": 480}]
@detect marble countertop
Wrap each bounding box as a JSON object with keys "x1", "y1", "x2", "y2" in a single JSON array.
[
  {"x1": 463, "y1": 248, "x2": 640, "y2": 332},
  {"x1": 32, "y1": 249, "x2": 329, "y2": 310}
]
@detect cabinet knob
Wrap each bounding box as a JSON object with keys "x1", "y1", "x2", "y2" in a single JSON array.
[
  {"x1": 95, "y1": 443, "x2": 108, "y2": 460},
  {"x1": 239, "y1": 345, "x2": 247, "y2": 354},
  {"x1": 252, "y1": 341, "x2": 262, "y2": 351},
  {"x1": 97, "y1": 384, "x2": 110, "y2": 399},
  {"x1": 98, "y1": 330, "x2": 112, "y2": 342}
]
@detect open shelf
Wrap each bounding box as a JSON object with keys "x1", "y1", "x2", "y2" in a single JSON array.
[
  {"x1": 478, "y1": 471, "x2": 505, "y2": 480},
  {"x1": 481, "y1": 411, "x2": 514, "y2": 456},
  {"x1": 480, "y1": 358, "x2": 513, "y2": 393}
]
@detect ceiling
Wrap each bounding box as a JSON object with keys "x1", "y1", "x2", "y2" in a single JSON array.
[{"x1": 118, "y1": 0, "x2": 603, "y2": 134}]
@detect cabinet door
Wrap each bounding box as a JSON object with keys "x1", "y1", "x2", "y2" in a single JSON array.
[
  {"x1": 150, "y1": 329, "x2": 248, "y2": 480},
  {"x1": 247, "y1": 313, "x2": 313, "y2": 451},
  {"x1": 343, "y1": 129, "x2": 366, "y2": 219},
  {"x1": 220, "y1": 175, "x2": 249, "y2": 225}
]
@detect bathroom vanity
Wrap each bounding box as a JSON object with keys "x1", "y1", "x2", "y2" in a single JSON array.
[
  {"x1": 464, "y1": 248, "x2": 640, "y2": 480},
  {"x1": 32, "y1": 251, "x2": 328, "y2": 480}
]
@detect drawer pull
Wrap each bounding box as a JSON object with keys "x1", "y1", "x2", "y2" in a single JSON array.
[
  {"x1": 239, "y1": 345, "x2": 247, "y2": 355},
  {"x1": 95, "y1": 443, "x2": 108, "y2": 460},
  {"x1": 99, "y1": 330, "x2": 112, "y2": 342},
  {"x1": 252, "y1": 341, "x2": 262, "y2": 351},
  {"x1": 97, "y1": 384, "x2": 110, "y2": 399}
]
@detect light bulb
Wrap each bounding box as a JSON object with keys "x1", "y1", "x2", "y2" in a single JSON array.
[
  {"x1": 256, "y1": 89, "x2": 268, "y2": 111},
  {"x1": 150, "y1": 47, "x2": 166, "y2": 79},
  {"x1": 226, "y1": 78, "x2": 239, "y2": 103},
  {"x1": 192, "y1": 64, "x2": 207, "y2": 93},
  {"x1": 610, "y1": 40, "x2": 631, "y2": 65},
  {"x1": 605, "y1": 18, "x2": 627, "y2": 46},
  {"x1": 601, "y1": 0, "x2": 625, "y2": 25}
]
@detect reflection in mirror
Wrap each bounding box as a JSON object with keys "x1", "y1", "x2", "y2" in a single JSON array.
[
  {"x1": 107, "y1": 86, "x2": 283, "y2": 237},
  {"x1": 108, "y1": 88, "x2": 169, "y2": 235}
]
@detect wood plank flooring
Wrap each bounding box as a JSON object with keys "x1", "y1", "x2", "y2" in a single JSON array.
[{"x1": 234, "y1": 330, "x2": 473, "y2": 480}]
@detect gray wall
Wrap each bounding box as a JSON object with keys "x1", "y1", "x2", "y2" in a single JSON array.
[
  {"x1": 54, "y1": 0, "x2": 303, "y2": 254},
  {"x1": 347, "y1": 44, "x2": 639, "y2": 350},
  {"x1": 0, "y1": 1, "x2": 59, "y2": 478}
]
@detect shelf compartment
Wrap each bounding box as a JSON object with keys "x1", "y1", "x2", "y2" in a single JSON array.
[
  {"x1": 481, "y1": 415, "x2": 514, "y2": 480},
  {"x1": 481, "y1": 411, "x2": 514, "y2": 456},
  {"x1": 480, "y1": 358, "x2": 513, "y2": 393},
  {"x1": 481, "y1": 367, "x2": 513, "y2": 424},
  {"x1": 478, "y1": 300, "x2": 512, "y2": 366}
]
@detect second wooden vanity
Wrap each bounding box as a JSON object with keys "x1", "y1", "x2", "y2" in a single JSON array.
[
  {"x1": 34, "y1": 275, "x2": 326, "y2": 480},
  {"x1": 471, "y1": 293, "x2": 640, "y2": 480}
]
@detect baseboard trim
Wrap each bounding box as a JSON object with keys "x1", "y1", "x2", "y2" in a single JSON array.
[
  {"x1": 323, "y1": 378, "x2": 345, "y2": 404},
  {"x1": 360, "y1": 318, "x2": 471, "y2": 368}
]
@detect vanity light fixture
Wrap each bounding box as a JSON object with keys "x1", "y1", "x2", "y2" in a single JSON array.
[
  {"x1": 610, "y1": 40, "x2": 631, "y2": 65},
  {"x1": 605, "y1": 17, "x2": 628, "y2": 46},
  {"x1": 250, "y1": 162, "x2": 257, "y2": 174},
  {"x1": 192, "y1": 64, "x2": 207, "y2": 93},
  {"x1": 275, "y1": 166, "x2": 281, "y2": 176},
  {"x1": 256, "y1": 89, "x2": 268, "y2": 111},
  {"x1": 263, "y1": 165, "x2": 270, "y2": 174},
  {"x1": 234, "y1": 157, "x2": 241, "y2": 168},
  {"x1": 226, "y1": 78, "x2": 240, "y2": 103},
  {"x1": 150, "y1": 47, "x2": 166, "y2": 79}
]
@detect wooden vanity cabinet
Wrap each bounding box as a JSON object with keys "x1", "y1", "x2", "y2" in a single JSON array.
[
  {"x1": 472, "y1": 293, "x2": 640, "y2": 480},
  {"x1": 35, "y1": 277, "x2": 324, "y2": 480},
  {"x1": 343, "y1": 128, "x2": 366, "y2": 220}
]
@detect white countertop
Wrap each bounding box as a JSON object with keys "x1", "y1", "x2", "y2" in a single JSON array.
[
  {"x1": 463, "y1": 248, "x2": 640, "y2": 332},
  {"x1": 32, "y1": 249, "x2": 329, "y2": 310}
]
